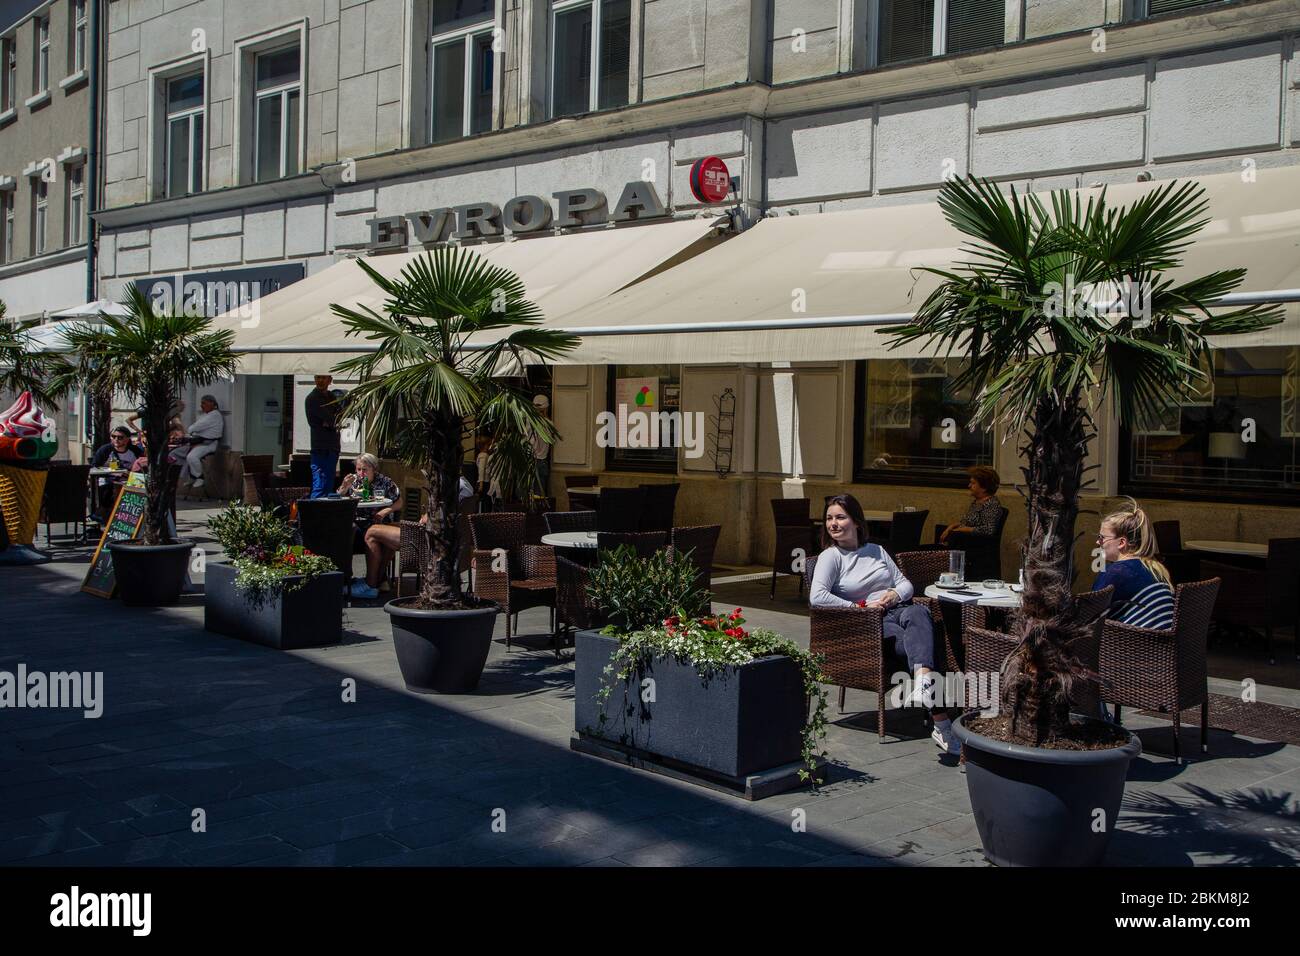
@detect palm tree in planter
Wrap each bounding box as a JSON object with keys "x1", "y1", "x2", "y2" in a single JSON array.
[
  {"x1": 0, "y1": 304, "x2": 70, "y2": 562},
  {"x1": 60, "y1": 287, "x2": 239, "y2": 605},
  {"x1": 331, "y1": 248, "x2": 576, "y2": 693},
  {"x1": 883, "y1": 177, "x2": 1281, "y2": 866}
]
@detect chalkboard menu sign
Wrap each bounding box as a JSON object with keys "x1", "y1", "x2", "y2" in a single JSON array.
[{"x1": 81, "y1": 483, "x2": 148, "y2": 598}]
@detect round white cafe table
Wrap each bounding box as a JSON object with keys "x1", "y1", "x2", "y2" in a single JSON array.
[
  {"x1": 568, "y1": 487, "x2": 602, "y2": 495},
  {"x1": 924, "y1": 583, "x2": 1023, "y2": 609},
  {"x1": 863, "y1": 510, "x2": 896, "y2": 522},
  {"x1": 542, "y1": 531, "x2": 598, "y2": 549},
  {"x1": 353, "y1": 497, "x2": 394, "y2": 511},
  {"x1": 1184, "y1": 539, "x2": 1268, "y2": 558},
  {"x1": 88, "y1": 467, "x2": 127, "y2": 477}
]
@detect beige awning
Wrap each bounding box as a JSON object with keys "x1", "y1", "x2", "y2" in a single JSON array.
[
  {"x1": 217, "y1": 216, "x2": 726, "y2": 374},
  {"x1": 549, "y1": 164, "x2": 1300, "y2": 365}
]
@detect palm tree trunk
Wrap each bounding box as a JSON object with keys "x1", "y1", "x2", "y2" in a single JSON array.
[
  {"x1": 142, "y1": 385, "x2": 172, "y2": 545},
  {"x1": 1003, "y1": 391, "x2": 1094, "y2": 744},
  {"x1": 419, "y1": 411, "x2": 465, "y2": 607}
]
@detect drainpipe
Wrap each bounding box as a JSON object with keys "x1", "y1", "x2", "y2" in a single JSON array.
[{"x1": 85, "y1": 0, "x2": 101, "y2": 303}]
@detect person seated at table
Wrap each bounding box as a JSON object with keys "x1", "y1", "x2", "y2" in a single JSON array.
[
  {"x1": 938, "y1": 465, "x2": 1002, "y2": 544},
  {"x1": 126, "y1": 400, "x2": 185, "y2": 440},
  {"x1": 1093, "y1": 499, "x2": 1174, "y2": 630},
  {"x1": 810, "y1": 493, "x2": 961, "y2": 758},
  {"x1": 351, "y1": 470, "x2": 476, "y2": 599},
  {"x1": 89, "y1": 427, "x2": 144, "y2": 518}
]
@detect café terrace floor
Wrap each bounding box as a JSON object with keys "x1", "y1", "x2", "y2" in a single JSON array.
[{"x1": 1, "y1": 503, "x2": 1298, "y2": 868}]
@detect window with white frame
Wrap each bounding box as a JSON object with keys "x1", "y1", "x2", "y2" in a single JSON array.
[
  {"x1": 551, "y1": 0, "x2": 630, "y2": 118},
  {"x1": 876, "y1": 0, "x2": 1005, "y2": 67},
  {"x1": 66, "y1": 163, "x2": 84, "y2": 245},
  {"x1": 253, "y1": 45, "x2": 301, "y2": 181},
  {"x1": 71, "y1": 0, "x2": 88, "y2": 75},
  {"x1": 2, "y1": 193, "x2": 13, "y2": 263},
  {"x1": 34, "y1": 15, "x2": 49, "y2": 92},
  {"x1": 163, "y1": 72, "x2": 204, "y2": 197},
  {"x1": 1, "y1": 36, "x2": 15, "y2": 111},
  {"x1": 31, "y1": 178, "x2": 47, "y2": 254},
  {"x1": 430, "y1": 0, "x2": 495, "y2": 143}
]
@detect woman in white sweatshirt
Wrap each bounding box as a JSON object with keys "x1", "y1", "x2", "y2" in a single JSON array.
[{"x1": 810, "y1": 493, "x2": 961, "y2": 757}]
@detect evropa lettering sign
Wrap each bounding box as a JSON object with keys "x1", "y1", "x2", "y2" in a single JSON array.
[{"x1": 365, "y1": 180, "x2": 668, "y2": 251}]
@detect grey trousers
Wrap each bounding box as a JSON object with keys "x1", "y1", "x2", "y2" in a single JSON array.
[{"x1": 881, "y1": 601, "x2": 936, "y2": 672}]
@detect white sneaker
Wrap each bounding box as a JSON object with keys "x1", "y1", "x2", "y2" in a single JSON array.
[
  {"x1": 190, "y1": 479, "x2": 205, "y2": 491},
  {"x1": 931, "y1": 725, "x2": 962, "y2": 756}
]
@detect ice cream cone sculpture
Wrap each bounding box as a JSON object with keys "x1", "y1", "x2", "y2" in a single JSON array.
[{"x1": 0, "y1": 392, "x2": 57, "y2": 548}]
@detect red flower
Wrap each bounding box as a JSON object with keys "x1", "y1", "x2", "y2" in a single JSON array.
[
  {"x1": 855, "y1": 599, "x2": 867, "y2": 608},
  {"x1": 725, "y1": 627, "x2": 745, "y2": 639}
]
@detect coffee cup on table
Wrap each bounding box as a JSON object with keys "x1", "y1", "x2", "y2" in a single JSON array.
[{"x1": 938, "y1": 572, "x2": 959, "y2": 586}]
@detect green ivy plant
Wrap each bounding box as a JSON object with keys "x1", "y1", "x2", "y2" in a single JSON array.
[{"x1": 587, "y1": 547, "x2": 829, "y2": 785}]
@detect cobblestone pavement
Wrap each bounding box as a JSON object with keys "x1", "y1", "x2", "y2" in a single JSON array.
[{"x1": 2, "y1": 511, "x2": 1297, "y2": 867}]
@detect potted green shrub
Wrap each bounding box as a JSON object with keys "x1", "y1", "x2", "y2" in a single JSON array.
[
  {"x1": 572, "y1": 545, "x2": 829, "y2": 799},
  {"x1": 884, "y1": 177, "x2": 1282, "y2": 865},
  {"x1": 204, "y1": 503, "x2": 345, "y2": 648},
  {"x1": 61, "y1": 287, "x2": 239, "y2": 606},
  {"x1": 330, "y1": 247, "x2": 576, "y2": 693}
]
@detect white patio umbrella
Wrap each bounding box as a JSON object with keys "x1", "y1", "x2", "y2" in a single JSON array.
[{"x1": 48, "y1": 299, "x2": 130, "y2": 319}]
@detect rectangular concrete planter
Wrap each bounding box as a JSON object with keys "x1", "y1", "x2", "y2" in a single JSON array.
[
  {"x1": 204, "y1": 561, "x2": 345, "y2": 649},
  {"x1": 573, "y1": 630, "x2": 807, "y2": 792}
]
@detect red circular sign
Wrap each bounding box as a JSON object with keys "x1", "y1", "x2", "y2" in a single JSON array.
[{"x1": 689, "y1": 157, "x2": 730, "y2": 203}]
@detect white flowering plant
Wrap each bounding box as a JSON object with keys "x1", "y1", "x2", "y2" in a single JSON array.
[{"x1": 596, "y1": 608, "x2": 830, "y2": 784}]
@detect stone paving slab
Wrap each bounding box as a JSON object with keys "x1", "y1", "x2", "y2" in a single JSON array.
[{"x1": 1, "y1": 537, "x2": 1298, "y2": 867}]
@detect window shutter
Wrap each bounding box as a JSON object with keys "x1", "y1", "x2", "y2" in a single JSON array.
[
  {"x1": 946, "y1": 0, "x2": 1006, "y2": 56},
  {"x1": 878, "y1": 0, "x2": 935, "y2": 66}
]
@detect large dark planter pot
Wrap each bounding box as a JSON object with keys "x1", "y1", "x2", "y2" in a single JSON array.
[
  {"x1": 108, "y1": 539, "x2": 192, "y2": 606},
  {"x1": 384, "y1": 599, "x2": 499, "y2": 693},
  {"x1": 953, "y1": 713, "x2": 1143, "y2": 867},
  {"x1": 204, "y1": 561, "x2": 345, "y2": 649},
  {"x1": 573, "y1": 630, "x2": 806, "y2": 782}
]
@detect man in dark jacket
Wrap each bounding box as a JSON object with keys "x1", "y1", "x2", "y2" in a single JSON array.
[{"x1": 305, "y1": 374, "x2": 341, "y2": 498}]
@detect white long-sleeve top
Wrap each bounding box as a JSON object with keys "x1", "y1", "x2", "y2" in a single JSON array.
[{"x1": 809, "y1": 544, "x2": 914, "y2": 608}]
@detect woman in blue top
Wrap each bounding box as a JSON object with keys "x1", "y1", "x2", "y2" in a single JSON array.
[
  {"x1": 810, "y1": 493, "x2": 960, "y2": 757},
  {"x1": 1093, "y1": 499, "x2": 1175, "y2": 630}
]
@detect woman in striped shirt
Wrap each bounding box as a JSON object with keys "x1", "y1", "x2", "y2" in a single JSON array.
[{"x1": 1092, "y1": 500, "x2": 1175, "y2": 631}]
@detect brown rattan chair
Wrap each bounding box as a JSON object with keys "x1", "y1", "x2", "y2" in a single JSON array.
[
  {"x1": 963, "y1": 586, "x2": 1113, "y2": 717},
  {"x1": 544, "y1": 510, "x2": 597, "y2": 534},
  {"x1": 261, "y1": 485, "x2": 310, "y2": 520},
  {"x1": 554, "y1": 555, "x2": 606, "y2": 655},
  {"x1": 41, "y1": 463, "x2": 91, "y2": 543},
  {"x1": 1100, "y1": 577, "x2": 1221, "y2": 763},
  {"x1": 468, "y1": 511, "x2": 557, "y2": 650},
  {"x1": 637, "y1": 482, "x2": 680, "y2": 532},
  {"x1": 240, "y1": 455, "x2": 274, "y2": 506},
  {"x1": 396, "y1": 519, "x2": 428, "y2": 598},
  {"x1": 568, "y1": 490, "x2": 599, "y2": 511},
  {"x1": 1199, "y1": 538, "x2": 1300, "y2": 665},
  {"x1": 894, "y1": 549, "x2": 956, "y2": 671},
  {"x1": 771, "y1": 498, "x2": 816, "y2": 599},
  {"x1": 596, "y1": 530, "x2": 667, "y2": 558},
  {"x1": 670, "y1": 524, "x2": 721, "y2": 595},
  {"x1": 596, "y1": 487, "x2": 644, "y2": 532}
]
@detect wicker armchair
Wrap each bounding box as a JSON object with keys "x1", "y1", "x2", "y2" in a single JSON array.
[
  {"x1": 895, "y1": 550, "x2": 956, "y2": 671},
  {"x1": 555, "y1": 555, "x2": 606, "y2": 653},
  {"x1": 963, "y1": 586, "x2": 1113, "y2": 717},
  {"x1": 1100, "y1": 577, "x2": 1221, "y2": 763},
  {"x1": 468, "y1": 511, "x2": 557, "y2": 650},
  {"x1": 800, "y1": 553, "x2": 897, "y2": 740},
  {"x1": 670, "y1": 524, "x2": 721, "y2": 595},
  {"x1": 396, "y1": 519, "x2": 428, "y2": 598},
  {"x1": 240, "y1": 454, "x2": 274, "y2": 506},
  {"x1": 596, "y1": 530, "x2": 667, "y2": 557},
  {"x1": 1199, "y1": 537, "x2": 1300, "y2": 665},
  {"x1": 544, "y1": 510, "x2": 597, "y2": 534},
  {"x1": 261, "y1": 485, "x2": 310, "y2": 520},
  {"x1": 638, "y1": 482, "x2": 680, "y2": 532}
]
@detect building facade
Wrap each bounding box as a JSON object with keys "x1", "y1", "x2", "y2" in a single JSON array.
[
  {"x1": 92, "y1": 0, "x2": 1300, "y2": 567},
  {"x1": 0, "y1": 0, "x2": 93, "y2": 320}
]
